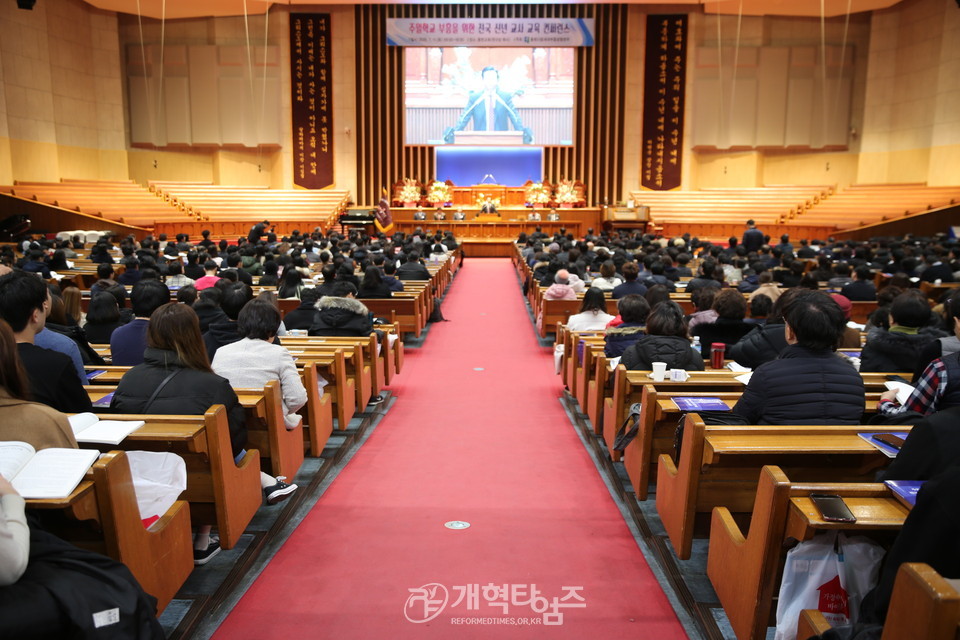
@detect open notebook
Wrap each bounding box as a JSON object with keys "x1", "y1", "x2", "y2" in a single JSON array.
[
  {"x1": 0, "y1": 441, "x2": 98, "y2": 499},
  {"x1": 68, "y1": 413, "x2": 145, "y2": 445}
]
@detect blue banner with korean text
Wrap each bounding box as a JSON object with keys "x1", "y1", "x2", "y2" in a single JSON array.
[
  {"x1": 291, "y1": 14, "x2": 333, "y2": 189},
  {"x1": 386, "y1": 18, "x2": 595, "y2": 47},
  {"x1": 641, "y1": 15, "x2": 686, "y2": 191}
]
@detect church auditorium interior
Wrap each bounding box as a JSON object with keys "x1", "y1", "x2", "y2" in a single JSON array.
[{"x1": 1, "y1": 0, "x2": 959, "y2": 639}]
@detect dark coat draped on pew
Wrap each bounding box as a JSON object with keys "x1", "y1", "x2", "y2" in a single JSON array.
[{"x1": 732, "y1": 345, "x2": 865, "y2": 425}]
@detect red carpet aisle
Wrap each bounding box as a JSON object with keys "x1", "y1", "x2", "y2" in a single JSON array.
[{"x1": 213, "y1": 259, "x2": 687, "y2": 639}]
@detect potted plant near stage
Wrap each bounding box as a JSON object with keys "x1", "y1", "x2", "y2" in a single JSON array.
[
  {"x1": 398, "y1": 178, "x2": 422, "y2": 208},
  {"x1": 427, "y1": 180, "x2": 453, "y2": 207},
  {"x1": 555, "y1": 180, "x2": 579, "y2": 209},
  {"x1": 525, "y1": 181, "x2": 551, "y2": 209}
]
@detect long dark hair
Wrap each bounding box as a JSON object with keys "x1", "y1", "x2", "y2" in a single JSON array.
[
  {"x1": 147, "y1": 303, "x2": 212, "y2": 372},
  {"x1": 578, "y1": 287, "x2": 607, "y2": 313},
  {"x1": 0, "y1": 319, "x2": 30, "y2": 400}
]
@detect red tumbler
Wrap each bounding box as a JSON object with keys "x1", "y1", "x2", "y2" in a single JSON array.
[{"x1": 710, "y1": 342, "x2": 726, "y2": 369}]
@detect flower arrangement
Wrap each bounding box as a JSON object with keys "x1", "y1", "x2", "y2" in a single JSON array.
[
  {"x1": 525, "y1": 182, "x2": 551, "y2": 205},
  {"x1": 555, "y1": 180, "x2": 579, "y2": 205},
  {"x1": 397, "y1": 178, "x2": 422, "y2": 204},
  {"x1": 427, "y1": 180, "x2": 452, "y2": 205}
]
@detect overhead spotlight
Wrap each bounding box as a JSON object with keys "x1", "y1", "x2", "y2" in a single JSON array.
[{"x1": 17, "y1": 0, "x2": 36, "y2": 9}]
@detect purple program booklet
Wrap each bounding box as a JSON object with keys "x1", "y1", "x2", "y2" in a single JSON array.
[
  {"x1": 92, "y1": 391, "x2": 115, "y2": 408},
  {"x1": 672, "y1": 397, "x2": 730, "y2": 412},
  {"x1": 884, "y1": 480, "x2": 923, "y2": 508}
]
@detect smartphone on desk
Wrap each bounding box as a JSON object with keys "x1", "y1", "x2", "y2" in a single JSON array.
[
  {"x1": 872, "y1": 433, "x2": 906, "y2": 451},
  {"x1": 810, "y1": 494, "x2": 857, "y2": 524}
]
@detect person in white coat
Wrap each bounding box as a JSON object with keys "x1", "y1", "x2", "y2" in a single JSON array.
[{"x1": 212, "y1": 299, "x2": 307, "y2": 431}]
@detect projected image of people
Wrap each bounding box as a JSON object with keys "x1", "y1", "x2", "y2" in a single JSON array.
[
  {"x1": 444, "y1": 66, "x2": 532, "y2": 143},
  {"x1": 404, "y1": 47, "x2": 575, "y2": 146}
]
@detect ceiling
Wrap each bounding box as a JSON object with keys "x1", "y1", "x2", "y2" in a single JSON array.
[{"x1": 81, "y1": 0, "x2": 904, "y2": 21}]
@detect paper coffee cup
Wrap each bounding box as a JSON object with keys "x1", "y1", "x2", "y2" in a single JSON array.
[{"x1": 651, "y1": 362, "x2": 667, "y2": 381}]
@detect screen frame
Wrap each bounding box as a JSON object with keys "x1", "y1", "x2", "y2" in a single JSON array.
[{"x1": 402, "y1": 46, "x2": 577, "y2": 149}]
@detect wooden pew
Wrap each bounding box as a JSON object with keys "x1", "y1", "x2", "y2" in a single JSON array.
[
  {"x1": 657, "y1": 416, "x2": 907, "y2": 559},
  {"x1": 27, "y1": 450, "x2": 193, "y2": 614},
  {"x1": 82, "y1": 406, "x2": 263, "y2": 551},
  {"x1": 236, "y1": 381, "x2": 305, "y2": 481},
  {"x1": 798, "y1": 563, "x2": 960, "y2": 640},
  {"x1": 607, "y1": 369, "x2": 903, "y2": 500},
  {"x1": 707, "y1": 466, "x2": 908, "y2": 640}
]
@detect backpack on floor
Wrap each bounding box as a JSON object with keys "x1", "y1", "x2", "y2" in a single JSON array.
[{"x1": 428, "y1": 298, "x2": 446, "y2": 323}]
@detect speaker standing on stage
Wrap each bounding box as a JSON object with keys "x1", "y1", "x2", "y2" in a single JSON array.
[{"x1": 444, "y1": 66, "x2": 533, "y2": 144}]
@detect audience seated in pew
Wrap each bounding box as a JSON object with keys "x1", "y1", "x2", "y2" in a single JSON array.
[
  {"x1": 0, "y1": 315, "x2": 166, "y2": 636},
  {"x1": 604, "y1": 295, "x2": 649, "y2": 358},
  {"x1": 590, "y1": 260, "x2": 622, "y2": 292},
  {"x1": 878, "y1": 294, "x2": 960, "y2": 417},
  {"x1": 283, "y1": 287, "x2": 320, "y2": 330},
  {"x1": 853, "y1": 464, "x2": 960, "y2": 630},
  {"x1": 0, "y1": 271, "x2": 92, "y2": 414},
  {"x1": 110, "y1": 280, "x2": 169, "y2": 367},
  {"x1": 212, "y1": 300, "x2": 307, "y2": 432},
  {"x1": 686, "y1": 286, "x2": 718, "y2": 332},
  {"x1": 879, "y1": 405, "x2": 960, "y2": 482},
  {"x1": 110, "y1": 303, "x2": 295, "y2": 565},
  {"x1": 861, "y1": 291, "x2": 948, "y2": 373},
  {"x1": 732, "y1": 290, "x2": 865, "y2": 424},
  {"x1": 911, "y1": 290, "x2": 960, "y2": 381},
  {"x1": 691, "y1": 289, "x2": 758, "y2": 359},
  {"x1": 84, "y1": 291, "x2": 125, "y2": 344},
  {"x1": 543, "y1": 269, "x2": 578, "y2": 301},
  {"x1": 727, "y1": 288, "x2": 804, "y2": 369},
  {"x1": 203, "y1": 281, "x2": 255, "y2": 360},
  {"x1": 566, "y1": 288, "x2": 615, "y2": 332},
  {"x1": 611, "y1": 261, "x2": 647, "y2": 299},
  {"x1": 192, "y1": 286, "x2": 229, "y2": 333},
  {"x1": 0, "y1": 319, "x2": 77, "y2": 450},
  {"x1": 747, "y1": 271, "x2": 782, "y2": 303},
  {"x1": 357, "y1": 265, "x2": 393, "y2": 299},
  {"x1": 621, "y1": 301, "x2": 704, "y2": 372},
  {"x1": 745, "y1": 293, "x2": 772, "y2": 326},
  {"x1": 310, "y1": 281, "x2": 374, "y2": 338}
]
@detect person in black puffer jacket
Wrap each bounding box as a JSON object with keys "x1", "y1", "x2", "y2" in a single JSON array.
[
  {"x1": 732, "y1": 290, "x2": 865, "y2": 424},
  {"x1": 283, "y1": 288, "x2": 320, "y2": 331},
  {"x1": 309, "y1": 281, "x2": 374, "y2": 337},
  {"x1": 860, "y1": 292, "x2": 947, "y2": 373},
  {"x1": 691, "y1": 289, "x2": 758, "y2": 359},
  {"x1": 728, "y1": 288, "x2": 805, "y2": 369},
  {"x1": 203, "y1": 282, "x2": 253, "y2": 360},
  {"x1": 622, "y1": 301, "x2": 704, "y2": 371}
]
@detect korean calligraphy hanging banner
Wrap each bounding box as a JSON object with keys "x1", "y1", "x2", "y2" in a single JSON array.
[
  {"x1": 385, "y1": 18, "x2": 595, "y2": 47},
  {"x1": 290, "y1": 14, "x2": 333, "y2": 189},
  {"x1": 641, "y1": 15, "x2": 686, "y2": 191}
]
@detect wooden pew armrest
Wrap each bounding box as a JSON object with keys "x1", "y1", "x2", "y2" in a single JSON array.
[{"x1": 796, "y1": 609, "x2": 830, "y2": 640}]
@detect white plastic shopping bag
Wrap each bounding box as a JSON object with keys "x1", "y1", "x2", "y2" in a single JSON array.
[
  {"x1": 125, "y1": 451, "x2": 187, "y2": 528},
  {"x1": 554, "y1": 343, "x2": 565, "y2": 375},
  {"x1": 774, "y1": 531, "x2": 884, "y2": 640}
]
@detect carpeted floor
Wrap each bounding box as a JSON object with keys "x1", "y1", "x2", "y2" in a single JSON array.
[{"x1": 212, "y1": 259, "x2": 687, "y2": 638}]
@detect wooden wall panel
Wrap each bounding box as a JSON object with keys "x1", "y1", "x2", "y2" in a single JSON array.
[{"x1": 354, "y1": 4, "x2": 626, "y2": 207}]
